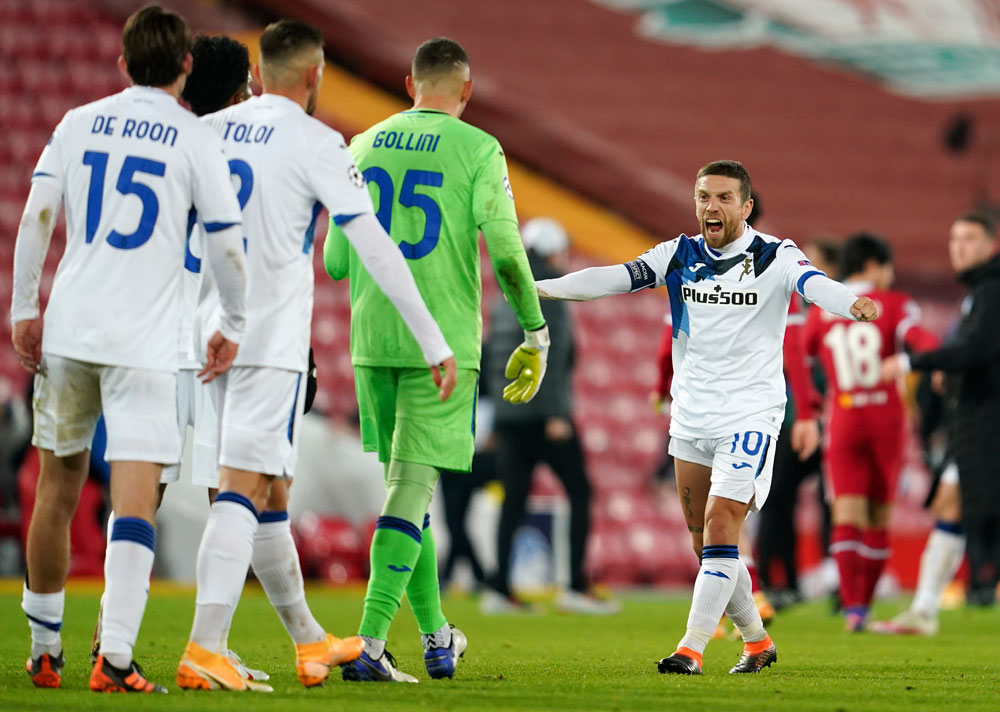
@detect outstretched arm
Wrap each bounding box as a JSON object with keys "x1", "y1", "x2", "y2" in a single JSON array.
[{"x1": 536, "y1": 264, "x2": 635, "y2": 301}]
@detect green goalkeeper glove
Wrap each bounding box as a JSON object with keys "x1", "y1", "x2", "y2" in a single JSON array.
[{"x1": 503, "y1": 325, "x2": 550, "y2": 404}]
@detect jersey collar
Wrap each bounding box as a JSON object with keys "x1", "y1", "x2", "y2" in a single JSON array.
[
  {"x1": 257, "y1": 93, "x2": 305, "y2": 112},
  {"x1": 701, "y1": 223, "x2": 754, "y2": 259},
  {"x1": 123, "y1": 85, "x2": 178, "y2": 104}
]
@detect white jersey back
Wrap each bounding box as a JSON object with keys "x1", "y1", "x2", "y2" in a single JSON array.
[
  {"x1": 31, "y1": 86, "x2": 242, "y2": 371},
  {"x1": 631, "y1": 226, "x2": 825, "y2": 439},
  {"x1": 203, "y1": 94, "x2": 373, "y2": 371}
]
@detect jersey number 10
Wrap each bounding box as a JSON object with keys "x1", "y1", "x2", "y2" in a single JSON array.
[
  {"x1": 362, "y1": 167, "x2": 443, "y2": 259},
  {"x1": 823, "y1": 321, "x2": 882, "y2": 390}
]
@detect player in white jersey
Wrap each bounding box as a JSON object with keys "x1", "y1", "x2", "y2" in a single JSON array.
[
  {"x1": 176, "y1": 20, "x2": 456, "y2": 692},
  {"x1": 536, "y1": 160, "x2": 877, "y2": 675},
  {"x1": 10, "y1": 7, "x2": 247, "y2": 693},
  {"x1": 87, "y1": 33, "x2": 270, "y2": 684}
]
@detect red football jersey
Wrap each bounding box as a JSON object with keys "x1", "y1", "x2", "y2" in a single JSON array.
[
  {"x1": 804, "y1": 284, "x2": 938, "y2": 416},
  {"x1": 804, "y1": 284, "x2": 938, "y2": 500}
]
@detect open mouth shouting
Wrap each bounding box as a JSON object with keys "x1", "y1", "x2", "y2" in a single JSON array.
[{"x1": 704, "y1": 218, "x2": 724, "y2": 239}]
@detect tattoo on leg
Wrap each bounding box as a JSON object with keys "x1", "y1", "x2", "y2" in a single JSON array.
[{"x1": 682, "y1": 486, "x2": 694, "y2": 519}]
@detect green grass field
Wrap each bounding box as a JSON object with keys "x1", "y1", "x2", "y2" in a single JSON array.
[{"x1": 0, "y1": 580, "x2": 997, "y2": 711}]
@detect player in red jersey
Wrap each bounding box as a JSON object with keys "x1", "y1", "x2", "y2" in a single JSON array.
[{"x1": 804, "y1": 233, "x2": 938, "y2": 631}]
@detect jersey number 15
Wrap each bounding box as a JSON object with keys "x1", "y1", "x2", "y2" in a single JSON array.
[{"x1": 82, "y1": 151, "x2": 165, "y2": 249}]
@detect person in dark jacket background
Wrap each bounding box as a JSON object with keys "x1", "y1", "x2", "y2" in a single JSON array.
[
  {"x1": 882, "y1": 210, "x2": 1000, "y2": 605},
  {"x1": 480, "y1": 218, "x2": 617, "y2": 615}
]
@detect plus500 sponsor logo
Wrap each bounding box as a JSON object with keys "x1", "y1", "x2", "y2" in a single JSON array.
[{"x1": 681, "y1": 285, "x2": 758, "y2": 306}]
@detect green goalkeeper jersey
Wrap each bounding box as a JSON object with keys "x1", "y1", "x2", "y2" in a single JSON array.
[{"x1": 325, "y1": 108, "x2": 544, "y2": 369}]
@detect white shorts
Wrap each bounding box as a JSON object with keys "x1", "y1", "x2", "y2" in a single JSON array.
[
  {"x1": 219, "y1": 366, "x2": 305, "y2": 478},
  {"x1": 191, "y1": 373, "x2": 225, "y2": 488},
  {"x1": 668, "y1": 429, "x2": 777, "y2": 512},
  {"x1": 32, "y1": 353, "x2": 179, "y2": 463},
  {"x1": 160, "y1": 369, "x2": 223, "y2": 487},
  {"x1": 940, "y1": 461, "x2": 960, "y2": 486}
]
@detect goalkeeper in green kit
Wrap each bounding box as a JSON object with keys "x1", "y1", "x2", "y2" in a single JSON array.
[{"x1": 325, "y1": 37, "x2": 549, "y2": 682}]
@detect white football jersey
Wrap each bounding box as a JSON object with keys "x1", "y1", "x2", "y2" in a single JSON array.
[
  {"x1": 203, "y1": 94, "x2": 373, "y2": 371},
  {"x1": 631, "y1": 226, "x2": 831, "y2": 440},
  {"x1": 31, "y1": 86, "x2": 242, "y2": 371}
]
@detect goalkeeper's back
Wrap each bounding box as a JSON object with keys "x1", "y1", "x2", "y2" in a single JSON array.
[{"x1": 328, "y1": 107, "x2": 518, "y2": 370}]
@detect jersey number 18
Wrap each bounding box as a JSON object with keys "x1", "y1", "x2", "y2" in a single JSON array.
[{"x1": 823, "y1": 321, "x2": 882, "y2": 390}]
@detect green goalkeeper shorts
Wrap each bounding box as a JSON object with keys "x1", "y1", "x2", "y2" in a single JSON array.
[{"x1": 354, "y1": 365, "x2": 479, "y2": 472}]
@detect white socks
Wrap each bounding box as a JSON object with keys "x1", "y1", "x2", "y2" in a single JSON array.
[
  {"x1": 361, "y1": 635, "x2": 386, "y2": 659},
  {"x1": 421, "y1": 622, "x2": 452, "y2": 651},
  {"x1": 725, "y1": 559, "x2": 768, "y2": 644},
  {"x1": 100, "y1": 517, "x2": 156, "y2": 669},
  {"x1": 911, "y1": 522, "x2": 965, "y2": 618},
  {"x1": 251, "y1": 514, "x2": 325, "y2": 645},
  {"x1": 190, "y1": 495, "x2": 258, "y2": 653},
  {"x1": 678, "y1": 546, "x2": 740, "y2": 654},
  {"x1": 22, "y1": 585, "x2": 64, "y2": 658}
]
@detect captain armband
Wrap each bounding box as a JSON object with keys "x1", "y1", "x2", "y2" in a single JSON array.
[{"x1": 624, "y1": 258, "x2": 657, "y2": 292}]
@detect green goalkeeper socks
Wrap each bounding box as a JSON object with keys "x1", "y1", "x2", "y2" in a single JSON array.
[
  {"x1": 358, "y1": 460, "x2": 439, "y2": 640},
  {"x1": 407, "y1": 514, "x2": 448, "y2": 635}
]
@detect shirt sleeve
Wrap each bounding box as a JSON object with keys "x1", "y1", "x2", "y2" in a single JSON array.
[
  {"x1": 481, "y1": 219, "x2": 545, "y2": 331},
  {"x1": 909, "y1": 282, "x2": 1000, "y2": 371},
  {"x1": 897, "y1": 298, "x2": 940, "y2": 352},
  {"x1": 11, "y1": 181, "x2": 63, "y2": 323},
  {"x1": 535, "y1": 238, "x2": 679, "y2": 301},
  {"x1": 190, "y1": 131, "x2": 243, "y2": 229},
  {"x1": 310, "y1": 132, "x2": 377, "y2": 223},
  {"x1": 31, "y1": 120, "x2": 66, "y2": 191},
  {"x1": 777, "y1": 241, "x2": 857, "y2": 319},
  {"x1": 629, "y1": 239, "x2": 680, "y2": 290},
  {"x1": 472, "y1": 138, "x2": 518, "y2": 228}
]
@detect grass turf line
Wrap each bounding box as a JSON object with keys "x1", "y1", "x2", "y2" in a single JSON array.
[{"x1": 0, "y1": 584, "x2": 996, "y2": 711}]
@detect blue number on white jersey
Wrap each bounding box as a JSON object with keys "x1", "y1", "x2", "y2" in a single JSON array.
[{"x1": 81, "y1": 151, "x2": 165, "y2": 249}]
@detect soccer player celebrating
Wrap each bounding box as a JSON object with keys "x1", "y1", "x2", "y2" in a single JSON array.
[
  {"x1": 174, "y1": 20, "x2": 455, "y2": 692},
  {"x1": 803, "y1": 233, "x2": 938, "y2": 631},
  {"x1": 325, "y1": 37, "x2": 549, "y2": 682},
  {"x1": 536, "y1": 160, "x2": 877, "y2": 674},
  {"x1": 12, "y1": 6, "x2": 247, "y2": 692}
]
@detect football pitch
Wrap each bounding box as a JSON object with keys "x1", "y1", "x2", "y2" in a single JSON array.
[{"x1": 0, "y1": 581, "x2": 996, "y2": 711}]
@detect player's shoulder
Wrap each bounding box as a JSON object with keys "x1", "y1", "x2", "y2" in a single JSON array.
[
  {"x1": 750, "y1": 229, "x2": 800, "y2": 253},
  {"x1": 55, "y1": 90, "x2": 127, "y2": 130}
]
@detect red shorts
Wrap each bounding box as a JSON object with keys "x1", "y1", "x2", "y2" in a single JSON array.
[{"x1": 823, "y1": 406, "x2": 906, "y2": 503}]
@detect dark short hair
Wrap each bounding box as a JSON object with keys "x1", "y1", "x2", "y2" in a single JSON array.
[
  {"x1": 696, "y1": 160, "x2": 752, "y2": 203},
  {"x1": 182, "y1": 35, "x2": 250, "y2": 116},
  {"x1": 260, "y1": 19, "x2": 323, "y2": 65},
  {"x1": 413, "y1": 37, "x2": 469, "y2": 79},
  {"x1": 840, "y1": 232, "x2": 893, "y2": 278},
  {"x1": 121, "y1": 5, "x2": 191, "y2": 88},
  {"x1": 808, "y1": 238, "x2": 841, "y2": 272},
  {"x1": 955, "y1": 210, "x2": 997, "y2": 239}
]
